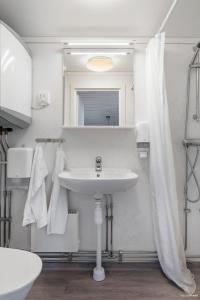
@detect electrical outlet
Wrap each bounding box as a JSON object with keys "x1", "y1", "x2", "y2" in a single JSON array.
[{"x1": 37, "y1": 92, "x2": 51, "y2": 107}]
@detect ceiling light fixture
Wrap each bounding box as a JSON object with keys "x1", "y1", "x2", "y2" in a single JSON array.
[
  {"x1": 86, "y1": 56, "x2": 113, "y2": 72},
  {"x1": 69, "y1": 51, "x2": 128, "y2": 56},
  {"x1": 67, "y1": 42, "x2": 131, "y2": 46}
]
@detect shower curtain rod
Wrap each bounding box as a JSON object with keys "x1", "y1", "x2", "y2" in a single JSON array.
[{"x1": 157, "y1": 0, "x2": 180, "y2": 35}]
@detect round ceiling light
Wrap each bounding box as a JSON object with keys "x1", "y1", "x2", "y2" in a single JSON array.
[{"x1": 86, "y1": 56, "x2": 113, "y2": 72}]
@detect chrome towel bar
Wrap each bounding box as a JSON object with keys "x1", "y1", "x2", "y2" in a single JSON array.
[{"x1": 35, "y1": 138, "x2": 65, "y2": 143}]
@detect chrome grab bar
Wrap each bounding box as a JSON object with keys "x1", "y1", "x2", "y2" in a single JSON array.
[{"x1": 35, "y1": 138, "x2": 65, "y2": 143}]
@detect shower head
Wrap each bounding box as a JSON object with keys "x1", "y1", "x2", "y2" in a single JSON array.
[
  {"x1": 193, "y1": 42, "x2": 200, "y2": 52},
  {"x1": 190, "y1": 43, "x2": 200, "y2": 66}
]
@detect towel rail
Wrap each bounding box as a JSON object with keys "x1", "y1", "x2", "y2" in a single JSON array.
[{"x1": 35, "y1": 138, "x2": 65, "y2": 143}]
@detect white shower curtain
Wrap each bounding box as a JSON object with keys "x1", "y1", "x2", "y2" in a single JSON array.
[{"x1": 146, "y1": 32, "x2": 196, "y2": 295}]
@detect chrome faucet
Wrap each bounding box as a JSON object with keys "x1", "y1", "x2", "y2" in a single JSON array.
[{"x1": 96, "y1": 156, "x2": 102, "y2": 172}]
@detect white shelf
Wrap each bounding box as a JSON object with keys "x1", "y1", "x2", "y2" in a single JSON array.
[{"x1": 62, "y1": 126, "x2": 135, "y2": 130}]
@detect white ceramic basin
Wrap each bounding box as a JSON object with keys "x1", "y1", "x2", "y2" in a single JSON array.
[
  {"x1": 59, "y1": 168, "x2": 138, "y2": 195},
  {"x1": 59, "y1": 167, "x2": 138, "y2": 282}
]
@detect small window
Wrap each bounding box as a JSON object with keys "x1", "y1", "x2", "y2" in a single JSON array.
[{"x1": 77, "y1": 90, "x2": 119, "y2": 126}]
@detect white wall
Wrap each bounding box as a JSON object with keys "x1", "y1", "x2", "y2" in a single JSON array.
[
  {"x1": 8, "y1": 41, "x2": 200, "y2": 257},
  {"x1": 9, "y1": 43, "x2": 155, "y2": 252},
  {"x1": 9, "y1": 43, "x2": 63, "y2": 250}
]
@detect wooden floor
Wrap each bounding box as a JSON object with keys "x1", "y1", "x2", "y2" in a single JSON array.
[{"x1": 27, "y1": 262, "x2": 200, "y2": 300}]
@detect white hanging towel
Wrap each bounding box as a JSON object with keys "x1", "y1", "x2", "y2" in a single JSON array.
[
  {"x1": 47, "y1": 145, "x2": 68, "y2": 235},
  {"x1": 23, "y1": 144, "x2": 48, "y2": 228}
]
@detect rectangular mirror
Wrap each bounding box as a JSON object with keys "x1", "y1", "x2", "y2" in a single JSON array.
[{"x1": 63, "y1": 46, "x2": 134, "y2": 128}]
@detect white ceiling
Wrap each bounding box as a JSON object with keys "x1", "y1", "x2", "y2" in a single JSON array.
[
  {"x1": 164, "y1": 0, "x2": 200, "y2": 37},
  {"x1": 0, "y1": 0, "x2": 199, "y2": 38},
  {"x1": 0, "y1": 0, "x2": 173, "y2": 37}
]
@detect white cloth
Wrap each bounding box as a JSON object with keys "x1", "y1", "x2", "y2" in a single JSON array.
[
  {"x1": 146, "y1": 32, "x2": 196, "y2": 295},
  {"x1": 23, "y1": 144, "x2": 48, "y2": 228},
  {"x1": 47, "y1": 145, "x2": 68, "y2": 235}
]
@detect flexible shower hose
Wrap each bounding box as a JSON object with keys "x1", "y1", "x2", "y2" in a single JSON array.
[{"x1": 184, "y1": 145, "x2": 200, "y2": 203}]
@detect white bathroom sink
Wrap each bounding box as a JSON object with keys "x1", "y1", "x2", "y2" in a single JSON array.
[
  {"x1": 59, "y1": 167, "x2": 138, "y2": 282},
  {"x1": 59, "y1": 168, "x2": 138, "y2": 195}
]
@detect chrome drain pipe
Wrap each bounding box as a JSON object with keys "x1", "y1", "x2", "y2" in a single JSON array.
[
  {"x1": 37, "y1": 250, "x2": 158, "y2": 263},
  {"x1": 104, "y1": 194, "x2": 114, "y2": 257},
  {"x1": 0, "y1": 128, "x2": 12, "y2": 247},
  {"x1": 105, "y1": 196, "x2": 109, "y2": 252},
  {"x1": 110, "y1": 195, "x2": 113, "y2": 257}
]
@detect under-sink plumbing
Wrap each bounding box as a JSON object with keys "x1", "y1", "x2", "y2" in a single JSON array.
[
  {"x1": 105, "y1": 194, "x2": 114, "y2": 257},
  {"x1": 95, "y1": 156, "x2": 102, "y2": 172},
  {"x1": 0, "y1": 127, "x2": 12, "y2": 248}
]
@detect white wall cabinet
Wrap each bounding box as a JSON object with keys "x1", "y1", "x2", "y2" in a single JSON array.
[{"x1": 0, "y1": 22, "x2": 32, "y2": 128}]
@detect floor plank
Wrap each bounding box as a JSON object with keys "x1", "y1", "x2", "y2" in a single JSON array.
[{"x1": 26, "y1": 263, "x2": 200, "y2": 299}]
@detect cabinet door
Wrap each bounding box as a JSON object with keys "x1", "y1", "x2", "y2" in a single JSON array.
[{"x1": 0, "y1": 24, "x2": 32, "y2": 120}]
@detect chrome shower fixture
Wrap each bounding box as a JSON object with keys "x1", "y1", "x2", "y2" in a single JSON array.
[
  {"x1": 185, "y1": 41, "x2": 200, "y2": 137},
  {"x1": 183, "y1": 42, "x2": 200, "y2": 250}
]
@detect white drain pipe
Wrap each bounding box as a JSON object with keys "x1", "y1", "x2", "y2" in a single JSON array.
[{"x1": 93, "y1": 193, "x2": 105, "y2": 281}]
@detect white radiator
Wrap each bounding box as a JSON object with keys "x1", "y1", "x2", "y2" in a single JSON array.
[{"x1": 31, "y1": 211, "x2": 79, "y2": 252}]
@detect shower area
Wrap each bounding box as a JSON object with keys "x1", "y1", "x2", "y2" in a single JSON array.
[{"x1": 184, "y1": 42, "x2": 200, "y2": 251}]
